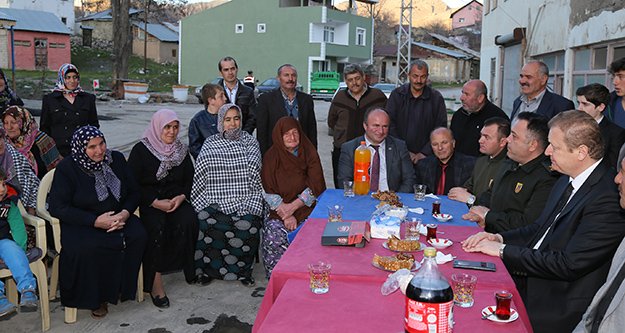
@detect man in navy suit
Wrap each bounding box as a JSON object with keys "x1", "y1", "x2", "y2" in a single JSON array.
[
  {"x1": 462, "y1": 111, "x2": 625, "y2": 333},
  {"x1": 510, "y1": 61, "x2": 574, "y2": 120},
  {"x1": 337, "y1": 108, "x2": 415, "y2": 193},
  {"x1": 256, "y1": 64, "x2": 317, "y2": 154}
]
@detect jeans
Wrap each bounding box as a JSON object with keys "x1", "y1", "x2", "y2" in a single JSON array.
[{"x1": 0, "y1": 238, "x2": 36, "y2": 294}]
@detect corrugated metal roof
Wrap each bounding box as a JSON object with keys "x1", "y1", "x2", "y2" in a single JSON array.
[
  {"x1": 429, "y1": 32, "x2": 480, "y2": 58},
  {"x1": 162, "y1": 22, "x2": 179, "y2": 33},
  {"x1": 0, "y1": 8, "x2": 69, "y2": 35},
  {"x1": 0, "y1": 11, "x2": 16, "y2": 22},
  {"x1": 79, "y1": 8, "x2": 143, "y2": 22},
  {"x1": 412, "y1": 41, "x2": 471, "y2": 59},
  {"x1": 133, "y1": 22, "x2": 178, "y2": 42}
]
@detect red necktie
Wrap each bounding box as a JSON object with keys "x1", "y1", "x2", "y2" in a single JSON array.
[
  {"x1": 370, "y1": 145, "x2": 380, "y2": 192},
  {"x1": 436, "y1": 163, "x2": 448, "y2": 195}
]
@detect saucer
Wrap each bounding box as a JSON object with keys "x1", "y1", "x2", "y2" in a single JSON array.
[
  {"x1": 432, "y1": 213, "x2": 452, "y2": 222},
  {"x1": 481, "y1": 306, "x2": 518, "y2": 323},
  {"x1": 427, "y1": 238, "x2": 453, "y2": 250}
]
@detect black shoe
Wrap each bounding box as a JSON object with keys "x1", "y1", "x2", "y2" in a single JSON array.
[
  {"x1": 150, "y1": 294, "x2": 170, "y2": 308},
  {"x1": 192, "y1": 274, "x2": 214, "y2": 286},
  {"x1": 241, "y1": 277, "x2": 255, "y2": 287}
]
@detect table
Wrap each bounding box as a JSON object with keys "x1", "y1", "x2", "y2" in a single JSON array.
[
  {"x1": 253, "y1": 217, "x2": 533, "y2": 332},
  {"x1": 310, "y1": 189, "x2": 476, "y2": 227}
]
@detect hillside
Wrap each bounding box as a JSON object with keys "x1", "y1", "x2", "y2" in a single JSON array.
[{"x1": 340, "y1": 0, "x2": 454, "y2": 29}]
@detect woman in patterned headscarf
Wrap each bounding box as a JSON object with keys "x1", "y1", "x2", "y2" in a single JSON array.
[
  {"x1": 0, "y1": 68, "x2": 23, "y2": 111},
  {"x1": 2, "y1": 105, "x2": 61, "y2": 178},
  {"x1": 0, "y1": 127, "x2": 39, "y2": 214},
  {"x1": 128, "y1": 109, "x2": 198, "y2": 308},
  {"x1": 191, "y1": 103, "x2": 264, "y2": 287},
  {"x1": 41, "y1": 63, "x2": 99, "y2": 157},
  {"x1": 48, "y1": 126, "x2": 147, "y2": 319}
]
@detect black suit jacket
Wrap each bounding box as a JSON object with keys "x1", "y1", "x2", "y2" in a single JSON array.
[
  {"x1": 599, "y1": 117, "x2": 625, "y2": 169},
  {"x1": 511, "y1": 90, "x2": 575, "y2": 120},
  {"x1": 256, "y1": 89, "x2": 317, "y2": 154},
  {"x1": 217, "y1": 78, "x2": 257, "y2": 134},
  {"x1": 337, "y1": 135, "x2": 415, "y2": 193},
  {"x1": 500, "y1": 160, "x2": 625, "y2": 333},
  {"x1": 414, "y1": 152, "x2": 475, "y2": 194}
]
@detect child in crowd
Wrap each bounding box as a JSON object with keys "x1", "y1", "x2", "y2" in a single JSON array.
[
  {"x1": 0, "y1": 168, "x2": 38, "y2": 319},
  {"x1": 188, "y1": 83, "x2": 227, "y2": 158}
]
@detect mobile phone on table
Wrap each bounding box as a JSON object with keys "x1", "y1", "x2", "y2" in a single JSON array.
[{"x1": 453, "y1": 259, "x2": 496, "y2": 272}]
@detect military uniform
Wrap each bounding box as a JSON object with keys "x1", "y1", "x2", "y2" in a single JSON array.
[
  {"x1": 463, "y1": 148, "x2": 508, "y2": 199},
  {"x1": 478, "y1": 154, "x2": 559, "y2": 233}
]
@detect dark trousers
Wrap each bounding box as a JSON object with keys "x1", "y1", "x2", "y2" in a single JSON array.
[{"x1": 332, "y1": 147, "x2": 341, "y2": 189}]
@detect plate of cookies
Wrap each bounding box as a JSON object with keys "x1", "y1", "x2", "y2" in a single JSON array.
[
  {"x1": 372, "y1": 253, "x2": 421, "y2": 272},
  {"x1": 382, "y1": 235, "x2": 425, "y2": 252}
]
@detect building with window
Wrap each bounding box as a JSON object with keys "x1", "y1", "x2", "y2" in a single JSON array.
[
  {"x1": 0, "y1": 0, "x2": 74, "y2": 33},
  {"x1": 450, "y1": 0, "x2": 482, "y2": 30},
  {"x1": 481, "y1": 0, "x2": 625, "y2": 114},
  {"x1": 132, "y1": 22, "x2": 179, "y2": 64},
  {"x1": 179, "y1": 0, "x2": 374, "y2": 92},
  {"x1": 0, "y1": 8, "x2": 70, "y2": 70}
]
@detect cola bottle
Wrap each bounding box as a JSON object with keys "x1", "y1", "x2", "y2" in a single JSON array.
[{"x1": 405, "y1": 247, "x2": 454, "y2": 333}]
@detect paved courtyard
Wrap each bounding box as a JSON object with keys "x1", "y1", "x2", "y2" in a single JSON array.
[{"x1": 5, "y1": 87, "x2": 461, "y2": 332}]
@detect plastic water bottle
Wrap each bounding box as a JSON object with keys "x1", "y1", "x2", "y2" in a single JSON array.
[
  {"x1": 405, "y1": 247, "x2": 454, "y2": 333},
  {"x1": 353, "y1": 141, "x2": 371, "y2": 195}
]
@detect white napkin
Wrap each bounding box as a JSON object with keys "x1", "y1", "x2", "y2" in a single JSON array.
[
  {"x1": 418, "y1": 224, "x2": 427, "y2": 235},
  {"x1": 407, "y1": 207, "x2": 424, "y2": 214},
  {"x1": 425, "y1": 194, "x2": 440, "y2": 199},
  {"x1": 436, "y1": 252, "x2": 454, "y2": 265}
]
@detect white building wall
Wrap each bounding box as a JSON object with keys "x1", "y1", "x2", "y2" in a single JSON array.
[
  {"x1": 0, "y1": 0, "x2": 75, "y2": 33},
  {"x1": 481, "y1": 0, "x2": 625, "y2": 109}
]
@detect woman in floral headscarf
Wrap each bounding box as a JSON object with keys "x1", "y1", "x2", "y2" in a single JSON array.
[
  {"x1": 48, "y1": 126, "x2": 146, "y2": 319},
  {"x1": 41, "y1": 63, "x2": 99, "y2": 157},
  {"x1": 0, "y1": 68, "x2": 23, "y2": 111},
  {"x1": 191, "y1": 103, "x2": 264, "y2": 287},
  {"x1": 128, "y1": 109, "x2": 198, "y2": 308},
  {"x1": 2, "y1": 106, "x2": 61, "y2": 178}
]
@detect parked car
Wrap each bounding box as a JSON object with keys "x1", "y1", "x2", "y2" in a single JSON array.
[
  {"x1": 310, "y1": 71, "x2": 340, "y2": 100},
  {"x1": 254, "y1": 78, "x2": 303, "y2": 99},
  {"x1": 372, "y1": 83, "x2": 397, "y2": 98},
  {"x1": 331, "y1": 82, "x2": 348, "y2": 100}
]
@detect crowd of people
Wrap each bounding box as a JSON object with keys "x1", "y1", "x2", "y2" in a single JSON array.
[{"x1": 0, "y1": 55, "x2": 625, "y2": 332}]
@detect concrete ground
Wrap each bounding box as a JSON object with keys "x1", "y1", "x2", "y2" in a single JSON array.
[{"x1": 4, "y1": 87, "x2": 461, "y2": 333}]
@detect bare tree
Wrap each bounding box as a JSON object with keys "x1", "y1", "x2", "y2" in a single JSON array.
[{"x1": 111, "y1": 0, "x2": 131, "y2": 97}]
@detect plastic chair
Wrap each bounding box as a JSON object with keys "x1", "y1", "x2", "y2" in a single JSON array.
[
  {"x1": 1, "y1": 201, "x2": 50, "y2": 331},
  {"x1": 36, "y1": 169, "x2": 143, "y2": 324}
]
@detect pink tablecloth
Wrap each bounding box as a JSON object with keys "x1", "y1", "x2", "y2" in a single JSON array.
[
  {"x1": 259, "y1": 279, "x2": 529, "y2": 333},
  {"x1": 253, "y1": 218, "x2": 533, "y2": 332}
]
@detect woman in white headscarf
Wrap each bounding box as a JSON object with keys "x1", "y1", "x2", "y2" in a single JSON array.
[
  {"x1": 191, "y1": 103, "x2": 264, "y2": 287},
  {"x1": 128, "y1": 109, "x2": 198, "y2": 308}
]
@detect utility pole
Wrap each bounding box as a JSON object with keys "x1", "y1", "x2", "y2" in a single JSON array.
[
  {"x1": 396, "y1": 0, "x2": 412, "y2": 84},
  {"x1": 143, "y1": 0, "x2": 149, "y2": 74}
]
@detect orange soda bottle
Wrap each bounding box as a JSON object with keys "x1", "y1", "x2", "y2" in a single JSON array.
[{"x1": 353, "y1": 141, "x2": 371, "y2": 195}]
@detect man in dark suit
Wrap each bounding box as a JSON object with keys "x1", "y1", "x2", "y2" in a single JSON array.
[
  {"x1": 414, "y1": 128, "x2": 475, "y2": 195},
  {"x1": 256, "y1": 64, "x2": 317, "y2": 154},
  {"x1": 337, "y1": 108, "x2": 415, "y2": 193},
  {"x1": 450, "y1": 79, "x2": 508, "y2": 156},
  {"x1": 510, "y1": 61, "x2": 574, "y2": 120},
  {"x1": 606, "y1": 57, "x2": 625, "y2": 128},
  {"x1": 576, "y1": 83, "x2": 625, "y2": 169},
  {"x1": 574, "y1": 144, "x2": 625, "y2": 333},
  {"x1": 217, "y1": 56, "x2": 257, "y2": 134},
  {"x1": 462, "y1": 111, "x2": 625, "y2": 333}
]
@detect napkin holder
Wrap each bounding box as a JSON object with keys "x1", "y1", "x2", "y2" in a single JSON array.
[{"x1": 321, "y1": 221, "x2": 370, "y2": 247}]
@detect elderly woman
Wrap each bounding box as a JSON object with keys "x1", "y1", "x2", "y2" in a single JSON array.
[
  {"x1": 191, "y1": 103, "x2": 264, "y2": 287},
  {"x1": 41, "y1": 63, "x2": 99, "y2": 157},
  {"x1": 48, "y1": 126, "x2": 146, "y2": 319},
  {"x1": 0, "y1": 69, "x2": 23, "y2": 111},
  {"x1": 2, "y1": 106, "x2": 62, "y2": 178},
  {"x1": 128, "y1": 109, "x2": 198, "y2": 308},
  {"x1": 261, "y1": 117, "x2": 326, "y2": 277},
  {"x1": 0, "y1": 128, "x2": 39, "y2": 213}
]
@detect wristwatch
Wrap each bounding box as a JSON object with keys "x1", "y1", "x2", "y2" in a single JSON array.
[
  {"x1": 466, "y1": 194, "x2": 476, "y2": 208},
  {"x1": 499, "y1": 244, "x2": 506, "y2": 259}
]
